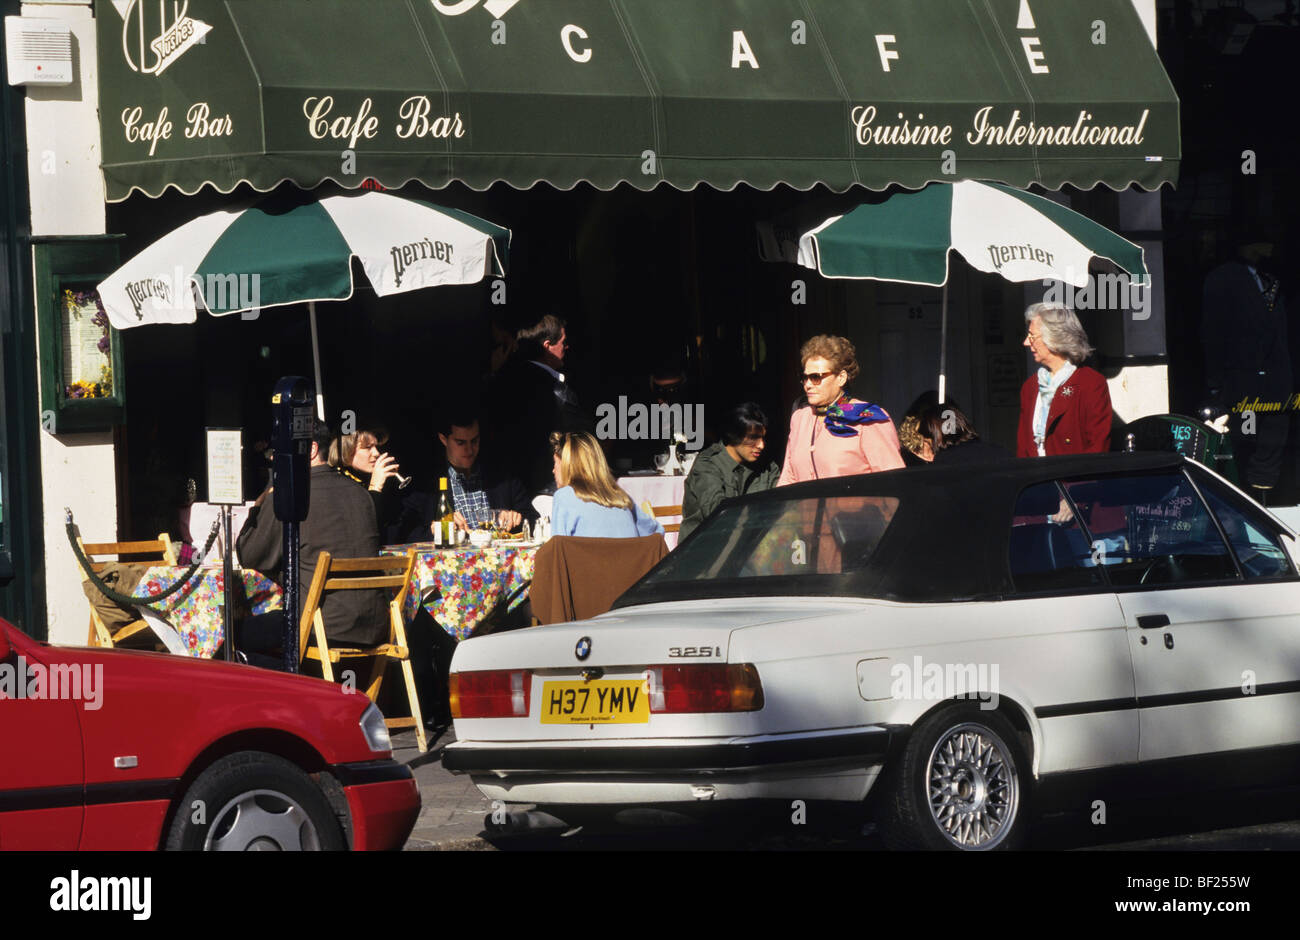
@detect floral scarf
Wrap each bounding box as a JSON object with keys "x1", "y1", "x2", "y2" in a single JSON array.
[{"x1": 822, "y1": 397, "x2": 891, "y2": 437}]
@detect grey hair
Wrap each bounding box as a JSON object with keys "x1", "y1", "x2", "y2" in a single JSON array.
[{"x1": 1025, "y1": 303, "x2": 1094, "y2": 364}]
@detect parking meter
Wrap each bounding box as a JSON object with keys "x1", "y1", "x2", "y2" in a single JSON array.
[
  {"x1": 271, "y1": 377, "x2": 315, "y2": 523},
  {"x1": 270, "y1": 376, "x2": 315, "y2": 671}
]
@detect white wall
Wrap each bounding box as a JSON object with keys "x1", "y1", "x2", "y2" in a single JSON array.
[
  {"x1": 1107, "y1": 364, "x2": 1170, "y2": 426},
  {"x1": 21, "y1": 0, "x2": 117, "y2": 645}
]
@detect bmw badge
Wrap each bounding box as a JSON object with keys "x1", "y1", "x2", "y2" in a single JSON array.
[{"x1": 575, "y1": 636, "x2": 592, "y2": 661}]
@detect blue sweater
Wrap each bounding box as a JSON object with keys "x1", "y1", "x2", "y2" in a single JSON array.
[{"x1": 551, "y1": 486, "x2": 664, "y2": 538}]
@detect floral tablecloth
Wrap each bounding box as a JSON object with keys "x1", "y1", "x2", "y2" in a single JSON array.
[
  {"x1": 383, "y1": 543, "x2": 537, "y2": 640},
  {"x1": 133, "y1": 565, "x2": 282, "y2": 659}
]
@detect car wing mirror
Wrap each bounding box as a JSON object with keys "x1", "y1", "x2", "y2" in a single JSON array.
[{"x1": 0, "y1": 624, "x2": 12, "y2": 662}]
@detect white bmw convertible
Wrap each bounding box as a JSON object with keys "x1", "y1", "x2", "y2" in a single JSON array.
[{"x1": 442, "y1": 453, "x2": 1300, "y2": 850}]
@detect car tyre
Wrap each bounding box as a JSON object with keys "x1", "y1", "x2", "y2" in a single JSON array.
[
  {"x1": 879, "y1": 704, "x2": 1029, "y2": 851},
  {"x1": 165, "y1": 751, "x2": 345, "y2": 851}
]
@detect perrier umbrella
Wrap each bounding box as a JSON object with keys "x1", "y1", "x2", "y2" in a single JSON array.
[
  {"x1": 98, "y1": 190, "x2": 510, "y2": 418},
  {"x1": 796, "y1": 179, "x2": 1149, "y2": 402}
]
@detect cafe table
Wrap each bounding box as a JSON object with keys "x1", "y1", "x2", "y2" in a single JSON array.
[
  {"x1": 382, "y1": 541, "x2": 538, "y2": 640},
  {"x1": 132, "y1": 564, "x2": 282, "y2": 659}
]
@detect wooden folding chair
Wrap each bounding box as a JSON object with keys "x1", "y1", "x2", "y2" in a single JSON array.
[
  {"x1": 77, "y1": 532, "x2": 177, "y2": 648},
  {"x1": 651, "y1": 503, "x2": 683, "y2": 534},
  {"x1": 297, "y1": 549, "x2": 428, "y2": 753}
]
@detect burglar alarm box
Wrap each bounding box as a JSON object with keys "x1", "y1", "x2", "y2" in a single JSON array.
[{"x1": 5, "y1": 16, "x2": 73, "y2": 86}]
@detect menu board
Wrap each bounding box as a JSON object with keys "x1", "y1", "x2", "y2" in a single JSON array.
[
  {"x1": 206, "y1": 428, "x2": 243, "y2": 505},
  {"x1": 61, "y1": 290, "x2": 113, "y2": 397}
]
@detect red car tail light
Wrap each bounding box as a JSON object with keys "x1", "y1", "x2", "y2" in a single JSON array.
[
  {"x1": 646, "y1": 664, "x2": 764, "y2": 714},
  {"x1": 449, "y1": 670, "x2": 532, "y2": 719}
]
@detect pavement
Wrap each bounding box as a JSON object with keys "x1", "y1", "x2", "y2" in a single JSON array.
[
  {"x1": 389, "y1": 725, "x2": 497, "y2": 851},
  {"x1": 386, "y1": 722, "x2": 1300, "y2": 852}
]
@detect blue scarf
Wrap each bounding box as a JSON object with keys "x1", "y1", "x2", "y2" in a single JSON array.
[
  {"x1": 824, "y1": 398, "x2": 891, "y2": 437},
  {"x1": 1033, "y1": 363, "x2": 1076, "y2": 451}
]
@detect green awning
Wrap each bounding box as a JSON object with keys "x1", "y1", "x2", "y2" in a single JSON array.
[{"x1": 96, "y1": 0, "x2": 1179, "y2": 201}]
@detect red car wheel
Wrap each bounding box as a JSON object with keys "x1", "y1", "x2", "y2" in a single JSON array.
[{"x1": 165, "y1": 751, "x2": 346, "y2": 851}]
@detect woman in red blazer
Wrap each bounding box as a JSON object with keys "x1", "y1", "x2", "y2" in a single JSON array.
[{"x1": 1017, "y1": 303, "x2": 1113, "y2": 457}]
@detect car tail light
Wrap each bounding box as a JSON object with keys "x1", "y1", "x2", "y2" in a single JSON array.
[
  {"x1": 450, "y1": 670, "x2": 532, "y2": 719},
  {"x1": 646, "y1": 664, "x2": 764, "y2": 713}
]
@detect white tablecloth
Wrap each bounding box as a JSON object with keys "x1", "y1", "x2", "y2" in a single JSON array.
[
  {"x1": 618, "y1": 475, "x2": 686, "y2": 550},
  {"x1": 184, "y1": 502, "x2": 256, "y2": 561}
]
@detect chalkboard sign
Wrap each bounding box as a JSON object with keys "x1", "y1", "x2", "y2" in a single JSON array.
[{"x1": 1125, "y1": 414, "x2": 1237, "y2": 484}]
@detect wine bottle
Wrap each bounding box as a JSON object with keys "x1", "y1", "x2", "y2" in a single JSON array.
[{"x1": 436, "y1": 477, "x2": 455, "y2": 546}]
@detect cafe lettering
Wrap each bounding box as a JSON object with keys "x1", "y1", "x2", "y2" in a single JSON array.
[
  {"x1": 97, "y1": 0, "x2": 1181, "y2": 197},
  {"x1": 118, "y1": 94, "x2": 1153, "y2": 159},
  {"x1": 121, "y1": 102, "x2": 235, "y2": 156}
]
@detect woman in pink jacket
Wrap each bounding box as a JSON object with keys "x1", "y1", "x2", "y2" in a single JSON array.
[{"x1": 779, "y1": 335, "x2": 905, "y2": 484}]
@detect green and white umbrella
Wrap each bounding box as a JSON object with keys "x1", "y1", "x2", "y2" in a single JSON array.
[
  {"x1": 98, "y1": 191, "x2": 510, "y2": 417},
  {"x1": 796, "y1": 180, "x2": 1148, "y2": 402}
]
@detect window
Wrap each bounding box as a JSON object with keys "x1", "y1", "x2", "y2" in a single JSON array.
[
  {"x1": 639, "y1": 494, "x2": 899, "y2": 583},
  {"x1": 1061, "y1": 472, "x2": 1237, "y2": 588},
  {"x1": 1200, "y1": 486, "x2": 1295, "y2": 580},
  {"x1": 1008, "y1": 482, "x2": 1106, "y2": 593}
]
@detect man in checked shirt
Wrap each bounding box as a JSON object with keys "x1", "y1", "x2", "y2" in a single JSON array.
[{"x1": 398, "y1": 405, "x2": 537, "y2": 542}]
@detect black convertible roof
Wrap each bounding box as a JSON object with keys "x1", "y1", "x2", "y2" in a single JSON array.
[
  {"x1": 755, "y1": 452, "x2": 1185, "y2": 504},
  {"x1": 616, "y1": 452, "x2": 1195, "y2": 608}
]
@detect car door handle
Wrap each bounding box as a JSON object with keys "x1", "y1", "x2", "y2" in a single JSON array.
[{"x1": 1137, "y1": 614, "x2": 1171, "y2": 629}]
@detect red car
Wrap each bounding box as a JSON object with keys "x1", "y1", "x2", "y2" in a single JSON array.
[{"x1": 0, "y1": 617, "x2": 419, "y2": 850}]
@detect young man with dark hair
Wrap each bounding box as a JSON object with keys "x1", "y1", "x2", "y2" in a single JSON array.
[
  {"x1": 680, "y1": 402, "x2": 780, "y2": 540},
  {"x1": 396, "y1": 406, "x2": 536, "y2": 542}
]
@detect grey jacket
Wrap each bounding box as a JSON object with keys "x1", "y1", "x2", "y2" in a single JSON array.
[{"x1": 680, "y1": 443, "x2": 780, "y2": 540}]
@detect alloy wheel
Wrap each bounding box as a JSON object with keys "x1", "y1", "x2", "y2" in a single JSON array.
[{"x1": 925, "y1": 722, "x2": 1020, "y2": 849}]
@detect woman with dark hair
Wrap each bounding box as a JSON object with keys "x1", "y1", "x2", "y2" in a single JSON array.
[
  {"x1": 329, "y1": 427, "x2": 405, "y2": 532},
  {"x1": 914, "y1": 403, "x2": 1010, "y2": 464},
  {"x1": 680, "y1": 402, "x2": 780, "y2": 540},
  {"x1": 779, "y1": 334, "x2": 905, "y2": 484}
]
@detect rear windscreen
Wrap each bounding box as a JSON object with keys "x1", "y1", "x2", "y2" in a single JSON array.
[{"x1": 639, "y1": 495, "x2": 900, "y2": 585}]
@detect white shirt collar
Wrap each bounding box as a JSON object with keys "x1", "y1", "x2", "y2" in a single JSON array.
[{"x1": 530, "y1": 359, "x2": 565, "y2": 383}]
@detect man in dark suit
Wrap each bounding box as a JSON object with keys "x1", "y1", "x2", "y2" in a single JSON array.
[
  {"x1": 484, "y1": 314, "x2": 591, "y2": 494},
  {"x1": 235, "y1": 418, "x2": 388, "y2": 657},
  {"x1": 1202, "y1": 232, "x2": 1290, "y2": 502},
  {"x1": 396, "y1": 406, "x2": 538, "y2": 543}
]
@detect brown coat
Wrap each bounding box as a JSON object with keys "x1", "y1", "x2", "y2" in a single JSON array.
[
  {"x1": 531, "y1": 534, "x2": 669, "y2": 625},
  {"x1": 237, "y1": 465, "x2": 389, "y2": 646}
]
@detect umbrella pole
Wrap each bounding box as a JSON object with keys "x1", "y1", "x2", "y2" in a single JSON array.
[
  {"x1": 938, "y1": 282, "x2": 949, "y2": 405},
  {"x1": 308, "y1": 301, "x2": 326, "y2": 421}
]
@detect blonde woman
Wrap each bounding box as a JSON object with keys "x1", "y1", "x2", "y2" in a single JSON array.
[{"x1": 550, "y1": 431, "x2": 664, "y2": 538}]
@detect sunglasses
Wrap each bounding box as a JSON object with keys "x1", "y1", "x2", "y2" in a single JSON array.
[{"x1": 802, "y1": 371, "x2": 839, "y2": 385}]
